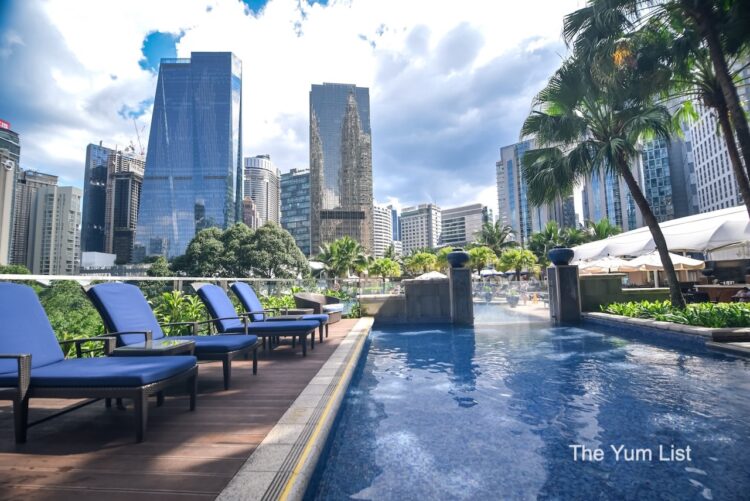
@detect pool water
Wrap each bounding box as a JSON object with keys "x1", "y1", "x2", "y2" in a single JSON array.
[{"x1": 306, "y1": 320, "x2": 750, "y2": 500}]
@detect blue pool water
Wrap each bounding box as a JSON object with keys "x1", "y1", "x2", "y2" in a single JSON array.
[{"x1": 306, "y1": 319, "x2": 750, "y2": 500}]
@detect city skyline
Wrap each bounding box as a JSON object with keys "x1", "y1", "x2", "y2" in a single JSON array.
[{"x1": 0, "y1": 0, "x2": 579, "y2": 213}]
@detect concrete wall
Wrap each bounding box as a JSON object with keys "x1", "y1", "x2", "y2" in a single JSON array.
[
  {"x1": 580, "y1": 274, "x2": 670, "y2": 311},
  {"x1": 360, "y1": 277, "x2": 453, "y2": 324}
]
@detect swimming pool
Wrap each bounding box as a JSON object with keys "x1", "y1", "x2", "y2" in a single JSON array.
[{"x1": 306, "y1": 319, "x2": 750, "y2": 500}]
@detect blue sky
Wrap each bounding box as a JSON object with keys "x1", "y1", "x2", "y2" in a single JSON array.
[{"x1": 0, "y1": 0, "x2": 578, "y2": 212}]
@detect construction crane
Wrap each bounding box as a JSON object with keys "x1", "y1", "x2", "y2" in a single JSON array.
[{"x1": 132, "y1": 118, "x2": 146, "y2": 156}]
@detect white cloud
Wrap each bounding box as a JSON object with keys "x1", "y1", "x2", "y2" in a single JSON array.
[{"x1": 3, "y1": 0, "x2": 580, "y2": 214}]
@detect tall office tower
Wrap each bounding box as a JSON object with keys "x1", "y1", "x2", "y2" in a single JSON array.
[
  {"x1": 440, "y1": 203, "x2": 486, "y2": 247},
  {"x1": 0, "y1": 150, "x2": 15, "y2": 265},
  {"x1": 244, "y1": 154, "x2": 280, "y2": 225},
  {"x1": 242, "y1": 197, "x2": 262, "y2": 230},
  {"x1": 104, "y1": 148, "x2": 145, "y2": 263},
  {"x1": 581, "y1": 165, "x2": 643, "y2": 231},
  {"x1": 496, "y1": 140, "x2": 577, "y2": 245},
  {"x1": 26, "y1": 185, "x2": 82, "y2": 275},
  {"x1": 372, "y1": 204, "x2": 393, "y2": 257},
  {"x1": 400, "y1": 203, "x2": 441, "y2": 254},
  {"x1": 309, "y1": 83, "x2": 373, "y2": 253},
  {"x1": 11, "y1": 170, "x2": 58, "y2": 266},
  {"x1": 0, "y1": 119, "x2": 20, "y2": 264},
  {"x1": 280, "y1": 168, "x2": 311, "y2": 255},
  {"x1": 388, "y1": 205, "x2": 400, "y2": 241},
  {"x1": 482, "y1": 206, "x2": 494, "y2": 225},
  {"x1": 81, "y1": 143, "x2": 112, "y2": 252},
  {"x1": 640, "y1": 138, "x2": 699, "y2": 222},
  {"x1": 135, "y1": 52, "x2": 243, "y2": 260}
]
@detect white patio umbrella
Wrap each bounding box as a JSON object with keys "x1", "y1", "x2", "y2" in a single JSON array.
[
  {"x1": 578, "y1": 256, "x2": 634, "y2": 274},
  {"x1": 622, "y1": 251, "x2": 704, "y2": 286}
]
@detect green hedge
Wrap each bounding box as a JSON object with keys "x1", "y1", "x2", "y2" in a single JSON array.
[{"x1": 602, "y1": 300, "x2": 750, "y2": 328}]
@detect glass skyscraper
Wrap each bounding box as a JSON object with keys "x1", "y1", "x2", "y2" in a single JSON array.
[
  {"x1": 280, "y1": 168, "x2": 311, "y2": 256},
  {"x1": 81, "y1": 143, "x2": 112, "y2": 252},
  {"x1": 309, "y1": 83, "x2": 373, "y2": 253},
  {"x1": 134, "y1": 52, "x2": 242, "y2": 260}
]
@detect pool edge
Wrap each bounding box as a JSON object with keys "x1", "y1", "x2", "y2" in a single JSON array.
[{"x1": 216, "y1": 317, "x2": 374, "y2": 501}]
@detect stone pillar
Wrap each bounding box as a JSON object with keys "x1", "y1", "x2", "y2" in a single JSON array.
[
  {"x1": 548, "y1": 265, "x2": 581, "y2": 325},
  {"x1": 449, "y1": 267, "x2": 474, "y2": 326}
]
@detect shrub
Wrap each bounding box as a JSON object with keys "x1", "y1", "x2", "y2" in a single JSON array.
[
  {"x1": 602, "y1": 300, "x2": 750, "y2": 328},
  {"x1": 151, "y1": 290, "x2": 207, "y2": 334}
]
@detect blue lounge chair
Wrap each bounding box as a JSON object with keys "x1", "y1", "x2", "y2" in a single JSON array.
[
  {"x1": 86, "y1": 283, "x2": 260, "y2": 390},
  {"x1": 230, "y1": 282, "x2": 330, "y2": 342},
  {"x1": 194, "y1": 284, "x2": 319, "y2": 356},
  {"x1": 0, "y1": 283, "x2": 197, "y2": 443}
]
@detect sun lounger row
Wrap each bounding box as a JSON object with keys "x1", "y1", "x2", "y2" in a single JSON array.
[{"x1": 0, "y1": 281, "x2": 330, "y2": 443}]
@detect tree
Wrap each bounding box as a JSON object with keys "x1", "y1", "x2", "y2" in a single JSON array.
[
  {"x1": 468, "y1": 246, "x2": 497, "y2": 274},
  {"x1": 0, "y1": 264, "x2": 31, "y2": 275},
  {"x1": 221, "y1": 223, "x2": 255, "y2": 276},
  {"x1": 520, "y1": 56, "x2": 686, "y2": 308},
  {"x1": 245, "y1": 223, "x2": 309, "y2": 278},
  {"x1": 528, "y1": 222, "x2": 564, "y2": 266},
  {"x1": 564, "y1": 0, "x2": 750, "y2": 215},
  {"x1": 475, "y1": 221, "x2": 517, "y2": 256},
  {"x1": 176, "y1": 227, "x2": 226, "y2": 277},
  {"x1": 498, "y1": 248, "x2": 538, "y2": 282},
  {"x1": 317, "y1": 236, "x2": 369, "y2": 278},
  {"x1": 368, "y1": 258, "x2": 402, "y2": 292},
  {"x1": 146, "y1": 256, "x2": 171, "y2": 277},
  {"x1": 435, "y1": 246, "x2": 453, "y2": 271},
  {"x1": 39, "y1": 281, "x2": 105, "y2": 355},
  {"x1": 384, "y1": 243, "x2": 397, "y2": 260},
  {"x1": 585, "y1": 219, "x2": 622, "y2": 241},
  {"x1": 404, "y1": 252, "x2": 437, "y2": 275}
]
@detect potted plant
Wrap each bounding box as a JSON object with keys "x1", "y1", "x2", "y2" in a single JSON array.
[
  {"x1": 446, "y1": 247, "x2": 471, "y2": 268},
  {"x1": 548, "y1": 246, "x2": 574, "y2": 266},
  {"x1": 506, "y1": 289, "x2": 520, "y2": 307}
]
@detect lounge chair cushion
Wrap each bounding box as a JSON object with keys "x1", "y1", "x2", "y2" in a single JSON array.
[
  {"x1": 174, "y1": 334, "x2": 258, "y2": 354},
  {"x1": 0, "y1": 356, "x2": 197, "y2": 388},
  {"x1": 243, "y1": 320, "x2": 319, "y2": 335},
  {"x1": 229, "y1": 282, "x2": 267, "y2": 322},
  {"x1": 88, "y1": 283, "x2": 166, "y2": 345},
  {"x1": 0, "y1": 283, "x2": 65, "y2": 373},
  {"x1": 322, "y1": 304, "x2": 344, "y2": 314},
  {"x1": 301, "y1": 314, "x2": 329, "y2": 325},
  {"x1": 196, "y1": 284, "x2": 245, "y2": 332}
]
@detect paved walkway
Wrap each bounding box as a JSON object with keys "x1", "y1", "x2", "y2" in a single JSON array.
[{"x1": 0, "y1": 320, "x2": 359, "y2": 500}]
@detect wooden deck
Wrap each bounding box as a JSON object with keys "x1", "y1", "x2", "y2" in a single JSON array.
[{"x1": 0, "y1": 320, "x2": 358, "y2": 500}]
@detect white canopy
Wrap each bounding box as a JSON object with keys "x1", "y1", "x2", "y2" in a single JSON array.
[
  {"x1": 414, "y1": 271, "x2": 448, "y2": 280},
  {"x1": 577, "y1": 256, "x2": 634, "y2": 274},
  {"x1": 572, "y1": 206, "x2": 750, "y2": 260},
  {"x1": 621, "y1": 251, "x2": 705, "y2": 271}
]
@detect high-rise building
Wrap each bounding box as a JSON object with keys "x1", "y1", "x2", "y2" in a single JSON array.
[
  {"x1": 309, "y1": 83, "x2": 373, "y2": 253},
  {"x1": 0, "y1": 119, "x2": 19, "y2": 265},
  {"x1": 242, "y1": 197, "x2": 262, "y2": 230},
  {"x1": 26, "y1": 185, "x2": 82, "y2": 275},
  {"x1": 244, "y1": 155, "x2": 280, "y2": 226},
  {"x1": 581, "y1": 167, "x2": 643, "y2": 232},
  {"x1": 11, "y1": 170, "x2": 58, "y2": 266},
  {"x1": 496, "y1": 140, "x2": 577, "y2": 245},
  {"x1": 440, "y1": 203, "x2": 485, "y2": 247},
  {"x1": 640, "y1": 138, "x2": 699, "y2": 222},
  {"x1": 81, "y1": 143, "x2": 111, "y2": 252},
  {"x1": 104, "y1": 148, "x2": 145, "y2": 263},
  {"x1": 280, "y1": 168, "x2": 311, "y2": 255},
  {"x1": 372, "y1": 204, "x2": 393, "y2": 257},
  {"x1": 135, "y1": 52, "x2": 243, "y2": 260},
  {"x1": 0, "y1": 150, "x2": 15, "y2": 265},
  {"x1": 400, "y1": 203, "x2": 441, "y2": 254},
  {"x1": 388, "y1": 205, "x2": 400, "y2": 241}
]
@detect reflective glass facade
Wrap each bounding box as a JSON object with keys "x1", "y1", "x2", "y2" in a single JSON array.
[
  {"x1": 310, "y1": 83, "x2": 373, "y2": 253},
  {"x1": 641, "y1": 139, "x2": 674, "y2": 222},
  {"x1": 81, "y1": 144, "x2": 112, "y2": 252},
  {"x1": 280, "y1": 168, "x2": 311, "y2": 256},
  {"x1": 135, "y1": 53, "x2": 242, "y2": 259}
]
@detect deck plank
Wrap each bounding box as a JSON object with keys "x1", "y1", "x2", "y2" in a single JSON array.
[{"x1": 0, "y1": 319, "x2": 356, "y2": 499}]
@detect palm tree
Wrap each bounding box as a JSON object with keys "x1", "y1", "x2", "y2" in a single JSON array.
[
  {"x1": 498, "y1": 248, "x2": 538, "y2": 282},
  {"x1": 475, "y1": 221, "x2": 517, "y2": 256},
  {"x1": 317, "y1": 236, "x2": 368, "y2": 278},
  {"x1": 520, "y1": 57, "x2": 686, "y2": 308},
  {"x1": 585, "y1": 219, "x2": 623, "y2": 241},
  {"x1": 404, "y1": 252, "x2": 437, "y2": 275},
  {"x1": 468, "y1": 246, "x2": 497, "y2": 274},
  {"x1": 369, "y1": 258, "x2": 402, "y2": 293},
  {"x1": 563, "y1": 0, "x2": 750, "y2": 195},
  {"x1": 528, "y1": 222, "x2": 563, "y2": 266}
]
